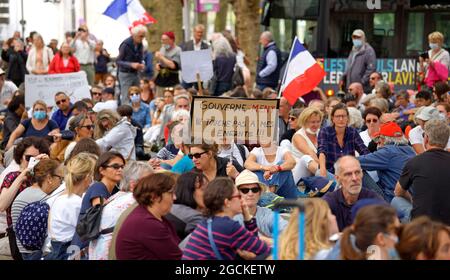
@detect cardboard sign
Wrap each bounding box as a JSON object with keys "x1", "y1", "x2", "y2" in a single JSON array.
[
  {"x1": 190, "y1": 96, "x2": 279, "y2": 145},
  {"x1": 24, "y1": 72, "x2": 91, "y2": 108},
  {"x1": 180, "y1": 49, "x2": 214, "y2": 83}
]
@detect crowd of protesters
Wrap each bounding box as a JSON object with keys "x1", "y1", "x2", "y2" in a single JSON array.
[{"x1": 0, "y1": 24, "x2": 449, "y2": 261}]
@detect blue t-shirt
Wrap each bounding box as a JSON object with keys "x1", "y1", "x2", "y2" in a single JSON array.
[
  {"x1": 71, "y1": 182, "x2": 118, "y2": 250},
  {"x1": 22, "y1": 118, "x2": 59, "y2": 138},
  {"x1": 171, "y1": 155, "x2": 195, "y2": 174}
]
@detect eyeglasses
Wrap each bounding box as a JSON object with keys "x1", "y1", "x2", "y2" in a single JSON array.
[
  {"x1": 229, "y1": 194, "x2": 242, "y2": 200},
  {"x1": 366, "y1": 118, "x2": 378, "y2": 124},
  {"x1": 24, "y1": 154, "x2": 36, "y2": 162},
  {"x1": 78, "y1": 28, "x2": 86, "y2": 32},
  {"x1": 52, "y1": 174, "x2": 64, "y2": 181},
  {"x1": 92, "y1": 92, "x2": 102, "y2": 96},
  {"x1": 56, "y1": 99, "x2": 67, "y2": 105},
  {"x1": 289, "y1": 116, "x2": 297, "y2": 121},
  {"x1": 104, "y1": 164, "x2": 125, "y2": 170},
  {"x1": 80, "y1": 124, "x2": 95, "y2": 130},
  {"x1": 188, "y1": 151, "x2": 208, "y2": 159},
  {"x1": 239, "y1": 187, "x2": 261, "y2": 194}
]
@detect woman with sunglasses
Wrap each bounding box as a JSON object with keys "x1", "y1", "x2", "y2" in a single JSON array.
[
  {"x1": 115, "y1": 173, "x2": 182, "y2": 260},
  {"x1": 128, "y1": 86, "x2": 151, "y2": 129},
  {"x1": 62, "y1": 114, "x2": 94, "y2": 161},
  {"x1": 233, "y1": 170, "x2": 287, "y2": 239},
  {"x1": 167, "y1": 171, "x2": 209, "y2": 240},
  {"x1": 6, "y1": 100, "x2": 60, "y2": 151},
  {"x1": 187, "y1": 142, "x2": 243, "y2": 183},
  {"x1": 280, "y1": 108, "x2": 304, "y2": 146},
  {"x1": 70, "y1": 151, "x2": 125, "y2": 257},
  {"x1": 0, "y1": 137, "x2": 50, "y2": 260},
  {"x1": 46, "y1": 153, "x2": 97, "y2": 260},
  {"x1": 359, "y1": 107, "x2": 382, "y2": 148},
  {"x1": 182, "y1": 177, "x2": 270, "y2": 260}
]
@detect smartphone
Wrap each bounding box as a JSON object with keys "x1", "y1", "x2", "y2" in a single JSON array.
[{"x1": 28, "y1": 157, "x2": 39, "y2": 169}]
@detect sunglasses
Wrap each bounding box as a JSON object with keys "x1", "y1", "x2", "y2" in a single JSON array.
[
  {"x1": 188, "y1": 151, "x2": 208, "y2": 159},
  {"x1": 92, "y1": 92, "x2": 102, "y2": 96},
  {"x1": 289, "y1": 116, "x2": 297, "y2": 121},
  {"x1": 366, "y1": 119, "x2": 378, "y2": 124},
  {"x1": 80, "y1": 124, "x2": 95, "y2": 130},
  {"x1": 56, "y1": 99, "x2": 67, "y2": 105},
  {"x1": 24, "y1": 154, "x2": 36, "y2": 162},
  {"x1": 239, "y1": 187, "x2": 260, "y2": 194},
  {"x1": 104, "y1": 163, "x2": 125, "y2": 170}
]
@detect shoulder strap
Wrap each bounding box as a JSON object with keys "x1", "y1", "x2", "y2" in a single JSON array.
[
  {"x1": 207, "y1": 218, "x2": 223, "y2": 260},
  {"x1": 236, "y1": 144, "x2": 247, "y2": 162}
]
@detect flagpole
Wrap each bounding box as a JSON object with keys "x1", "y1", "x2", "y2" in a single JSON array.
[{"x1": 278, "y1": 36, "x2": 298, "y2": 98}]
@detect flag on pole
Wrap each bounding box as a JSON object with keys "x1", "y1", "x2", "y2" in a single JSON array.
[
  {"x1": 279, "y1": 37, "x2": 326, "y2": 105},
  {"x1": 103, "y1": 0, "x2": 157, "y2": 29}
]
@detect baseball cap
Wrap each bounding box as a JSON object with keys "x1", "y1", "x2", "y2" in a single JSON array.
[
  {"x1": 415, "y1": 106, "x2": 440, "y2": 121},
  {"x1": 352, "y1": 29, "x2": 365, "y2": 38},
  {"x1": 235, "y1": 170, "x2": 267, "y2": 192},
  {"x1": 373, "y1": 122, "x2": 403, "y2": 138},
  {"x1": 102, "y1": 87, "x2": 115, "y2": 95}
]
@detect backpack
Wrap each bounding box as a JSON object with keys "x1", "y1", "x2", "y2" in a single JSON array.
[
  {"x1": 231, "y1": 64, "x2": 245, "y2": 88},
  {"x1": 76, "y1": 197, "x2": 114, "y2": 242},
  {"x1": 15, "y1": 201, "x2": 50, "y2": 251}
]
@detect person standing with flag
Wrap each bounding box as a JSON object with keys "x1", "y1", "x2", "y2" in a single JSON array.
[
  {"x1": 256, "y1": 31, "x2": 282, "y2": 91},
  {"x1": 116, "y1": 25, "x2": 147, "y2": 106}
]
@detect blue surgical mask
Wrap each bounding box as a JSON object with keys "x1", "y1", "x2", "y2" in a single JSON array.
[
  {"x1": 130, "y1": 94, "x2": 141, "y2": 104},
  {"x1": 33, "y1": 111, "x2": 47, "y2": 120},
  {"x1": 429, "y1": 43, "x2": 439, "y2": 50},
  {"x1": 163, "y1": 44, "x2": 171, "y2": 51},
  {"x1": 388, "y1": 248, "x2": 400, "y2": 260},
  {"x1": 353, "y1": 39, "x2": 363, "y2": 48}
]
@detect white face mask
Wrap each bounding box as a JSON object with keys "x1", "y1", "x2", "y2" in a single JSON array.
[{"x1": 306, "y1": 128, "x2": 318, "y2": 135}]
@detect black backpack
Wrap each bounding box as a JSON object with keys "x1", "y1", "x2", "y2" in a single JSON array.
[
  {"x1": 231, "y1": 64, "x2": 245, "y2": 88},
  {"x1": 76, "y1": 197, "x2": 114, "y2": 242}
]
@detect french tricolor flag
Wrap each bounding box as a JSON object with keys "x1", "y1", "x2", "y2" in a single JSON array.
[
  {"x1": 280, "y1": 37, "x2": 326, "y2": 105},
  {"x1": 103, "y1": 0, "x2": 157, "y2": 30}
]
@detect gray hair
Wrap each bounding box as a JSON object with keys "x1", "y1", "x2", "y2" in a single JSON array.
[
  {"x1": 375, "y1": 81, "x2": 392, "y2": 99},
  {"x1": 424, "y1": 119, "x2": 450, "y2": 149},
  {"x1": 119, "y1": 161, "x2": 154, "y2": 191},
  {"x1": 334, "y1": 155, "x2": 360, "y2": 176},
  {"x1": 174, "y1": 94, "x2": 190, "y2": 103},
  {"x1": 348, "y1": 107, "x2": 364, "y2": 129},
  {"x1": 131, "y1": 25, "x2": 148, "y2": 36},
  {"x1": 381, "y1": 135, "x2": 409, "y2": 146},
  {"x1": 212, "y1": 36, "x2": 233, "y2": 58},
  {"x1": 369, "y1": 97, "x2": 389, "y2": 113},
  {"x1": 261, "y1": 31, "x2": 274, "y2": 42}
]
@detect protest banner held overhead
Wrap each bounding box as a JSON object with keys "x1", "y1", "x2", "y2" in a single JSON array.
[
  {"x1": 190, "y1": 96, "x2": 279, "y2": 145},
  {"x1": 24, "y1": 72, "x2": 91, "y2": 107},
  {"x1": 180, "y1": 49, "x2": 214, "y2": 83}
]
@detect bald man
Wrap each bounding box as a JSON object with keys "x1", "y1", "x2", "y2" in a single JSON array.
[
  {"x1": 256, "y1": 31, "x2": 282, "y2": 91},
  {"x1": 348, "y1": 82, "x2": 367, "y2": 112}
]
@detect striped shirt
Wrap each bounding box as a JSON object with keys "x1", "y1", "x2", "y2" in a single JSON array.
[{"x1": 182, "y1": 216, "x2": 270, "y2": 260}]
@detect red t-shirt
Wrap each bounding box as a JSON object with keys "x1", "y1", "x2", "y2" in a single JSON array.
[{"x1": 0, "y1": 171, "x2": 33, "y2": 227}]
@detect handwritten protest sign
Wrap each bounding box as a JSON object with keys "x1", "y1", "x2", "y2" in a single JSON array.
[
  {"x1": 24, "y1": 72, "x2": 91, "y2": 107},
  {"x1": 180, "y1": 49, "x2": 214, "y2": 83},
  {"x1": 190, "y1": 96, "x2": 279, "y2": 145}
]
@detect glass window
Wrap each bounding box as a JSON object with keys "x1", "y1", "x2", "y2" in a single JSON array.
[
  {"x1": 406, "y1": 13, "x2": 424, "y2": 55},
  {"x1": 373, "y1": 13, "x2": 395, "y2": 37},
  {"x1": 433, "y1": 13, "x2": 450, "y2": 49},
  {"x1": 269, "y1": 18, "x2": 293, "y2": 52}
]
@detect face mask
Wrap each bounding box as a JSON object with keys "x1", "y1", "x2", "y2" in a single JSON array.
[
  {"x1": 387, "y1": 248, "x2": 400, "y2": 260},
  {"x1": 429, "y1": 43, "x2": 439, "y2": 50},
  {"x1": 353, "y1": 39, "x2": 363, "y2": 48},
  {"x1": 306, "y1": 128, "x2": 318, "y2": 135},
  {"x1": 130, "y1": 94, "x2": 141, "y2": 103},
  {"x1": 439, "y1": 112, "x2": 447, "y2": 121},
  {"x1": 163, "y1": 44, "x2": 171, "y2": 51},
  {"x1": 33, "y1": 111, "x2": 47, "y2": 120}
]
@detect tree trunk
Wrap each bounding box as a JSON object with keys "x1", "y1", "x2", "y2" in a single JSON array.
[
  {"x1": 214, "y1": 0, "x2": 229, "y2": 32},
  {"x1": 231, "y1": 0, "x2": 261, "y2": 84},
  {"x1": 197, "y1": 12, "x2": 208, "y2": 27},
  {"x1": 141, "y1": 0, "x2": 183, "y2": 52}
]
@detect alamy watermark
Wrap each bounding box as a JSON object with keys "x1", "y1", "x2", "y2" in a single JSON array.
[{"x1": 366, "y1": 0, "x2": 381, "y2": 10}]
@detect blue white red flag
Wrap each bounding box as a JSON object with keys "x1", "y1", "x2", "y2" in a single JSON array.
[
  {"x1": 103, "y1": 0, "x2": 157, "y2": 29},
  {"x1": 280, "y1": 37, "x2": 326, "y2": 105}
]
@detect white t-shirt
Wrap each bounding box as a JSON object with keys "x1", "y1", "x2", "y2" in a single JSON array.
[
  {"x1": 49, "y1": 193, "x2": 82, "y2": 242},
  {"x1": 359, "y1": 130, "x2": 372, "y2": 147},
  {"x1": 250, "y1": 146, "x2": 289, "y2": 166},
  {"x1": 409, "y1": 125, "x2": 450, "y2": 149},
  {"x1": 0, "y1": 81, "x2": 18, "y2": 110},
  {"x1": 92, "y1": 100, "x2": 118, "y2": 113}
]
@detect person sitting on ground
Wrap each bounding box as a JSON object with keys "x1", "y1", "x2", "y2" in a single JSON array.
[
  {"x1": 92, "y1": 87, "x2": 118, "y2": 113},
  {"x1": 182, "y1": 177, "x2": 271, "y2": 260},
  {"x1": 396, "y1": 216, "x2": 450, "y2": 260},
  {"x1": 115, "y1": 173, "x2": 182, "y2": 260},
  {"x1": 233, "y1": 170, "x2": 287, "y2": 239},
  {"x1": 321, "y1": 156, "x2": 382, "y2": 231},
  {"x1": 89, "y1": 161, "x2": 153, "y2": 260},
  {"x1": 279, "y1": 198, "x2": 338, "y2": 260}
]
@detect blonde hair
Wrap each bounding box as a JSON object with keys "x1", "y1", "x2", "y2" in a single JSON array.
[
  {"x1": 94, "y1": 109, "x2": 121, "y2": 139},
  {"x1": 428, "y1": 31, "x2": 444, "y2": 45},
  {"x1": 368, "y1": 97, "x2": 389, "y2": 113},
  {"x1": 279, "y1": 198, "x2": 332, "y2": 260},
  {"x1": 33, "y1": 100, "x2": 47, "y2": 111},
  {"x1": 65, "y1": 152, "x2": 97, "y2": 195},
  {"x1": 297, "y1": 107, "x2": 323, "y2": 128}
]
